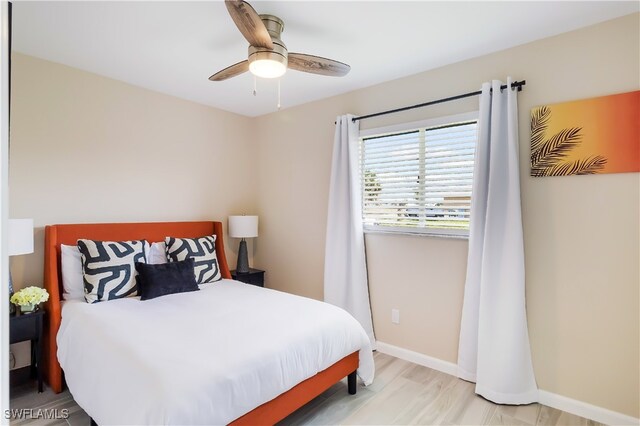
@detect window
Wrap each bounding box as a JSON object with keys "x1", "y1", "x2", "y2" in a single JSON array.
[{"x1": 359, "y1": 113, "x2": 478, "y2": 237}]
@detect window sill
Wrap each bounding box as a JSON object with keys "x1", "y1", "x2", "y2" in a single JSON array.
[{"x1": 363, "y1": 227, "x2": 469, "y2": 240}]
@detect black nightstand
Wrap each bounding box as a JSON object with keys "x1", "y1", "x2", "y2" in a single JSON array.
[
  {"x1": 10, "y1": 310, "x2": 44, "y2": 392},
  {"x1": 231, "y1": 268, "x2": 265, "y2": 287}
]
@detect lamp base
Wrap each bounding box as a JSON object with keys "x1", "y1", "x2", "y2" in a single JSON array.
[
  {"x1": 236, "y1": 239, "x2": 250, "y2": 273},
  {"x1": 9, "y1": 271, "x2": 15, "y2": 315}
]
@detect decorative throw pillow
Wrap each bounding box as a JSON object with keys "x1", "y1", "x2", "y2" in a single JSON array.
[
  {"x1": 135, "y1": 258, "x2": 199, "y2": 301},
  {"x1": 165, "y1": 235, "x2": 222, "y2": 284},
  {"x1": 77, "y1": 239, "x2": 149, "y2": 303}
]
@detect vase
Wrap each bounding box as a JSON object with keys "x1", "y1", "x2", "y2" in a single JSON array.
[{"x1": 20, "y1": 304, "x2": 36, "y2": 314}]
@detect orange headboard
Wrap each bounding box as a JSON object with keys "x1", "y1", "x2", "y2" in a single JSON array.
[{"x1": 42, "y1": 221, "x2": 231, "y2": 393}]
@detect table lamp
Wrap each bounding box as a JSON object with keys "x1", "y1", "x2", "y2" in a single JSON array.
[
  {"x1": 8, "y1": 218, "x2": 34, "y2": 314},
  {"x1": 228, "y1": 215, "x2": 258, "y2": 274}
]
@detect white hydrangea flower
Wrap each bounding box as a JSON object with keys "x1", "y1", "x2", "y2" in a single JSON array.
[{"x1": 10, "y1": 286, "x2": 49, "y2": 306}]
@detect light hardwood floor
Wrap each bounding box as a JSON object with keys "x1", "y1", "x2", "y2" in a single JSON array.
[{"x1": 9, "y1": 352, "x2": 602, "y2": 425}]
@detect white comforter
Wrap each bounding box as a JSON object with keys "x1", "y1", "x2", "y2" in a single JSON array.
[{"x1": 57, "y1": 280, "x2": 374, "y2": 425}]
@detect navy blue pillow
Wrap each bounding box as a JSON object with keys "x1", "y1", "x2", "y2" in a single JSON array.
[{"x1": 135, "y1": 258, "x2": 199, "y2": 301}]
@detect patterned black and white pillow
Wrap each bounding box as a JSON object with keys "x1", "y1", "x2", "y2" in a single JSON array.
[
  {"x1": 165, "y1": 235, "x2": 221, "y2": 284},
  {"x1": 77, "y1": 239, "x2": 149, "y2": 304}
]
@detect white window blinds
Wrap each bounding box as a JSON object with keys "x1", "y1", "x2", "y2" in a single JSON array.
[{"x1": 360, "y1": 120, "x2": 477, "y2": 236}]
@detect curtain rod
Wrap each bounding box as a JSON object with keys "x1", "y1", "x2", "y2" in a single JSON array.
[{"x1": 346, "y1": 80, "x2": 526, "y2": 123}]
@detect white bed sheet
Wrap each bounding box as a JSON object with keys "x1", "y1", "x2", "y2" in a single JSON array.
[{"x1": 57, "y1": 279, "x2": 374, "y2": 425}]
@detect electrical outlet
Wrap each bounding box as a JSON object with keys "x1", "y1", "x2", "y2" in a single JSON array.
[
  {"x1": 391, "y1": 309, "x2": 400, "y2": 324},
  {"x1": 10, "y1": 342, "x2": 30, "y2": 370}
]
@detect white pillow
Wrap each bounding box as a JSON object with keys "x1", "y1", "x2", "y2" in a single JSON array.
[
  {"x1": 148, "y1": 242, "x2": 168, "y2": 265},
  {"x1": 61, "y1": 244, "x2": 84, "y2": 301}
]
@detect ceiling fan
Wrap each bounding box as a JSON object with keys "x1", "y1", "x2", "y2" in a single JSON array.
[{"x1": 209, "y1": 0, "x2": 351, "y2": 82}]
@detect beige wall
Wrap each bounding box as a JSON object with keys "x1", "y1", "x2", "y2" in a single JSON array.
[
  {"x1": 9, "y1": 53, "x2": 258, "y2": 291},
  {"x1": 254, "y1": 14, "x2": 639, "y2": 418}
]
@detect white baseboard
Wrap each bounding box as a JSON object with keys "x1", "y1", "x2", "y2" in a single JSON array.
[
  {"x1": 375, "y1": 341, "x2": 639, "y2": 426},
  {"x1": 538, "y1": 390, "x2": 639, "y2": 426},
  {"x1": 375, "y1": 341, "x2": 458, "y2": 376}
]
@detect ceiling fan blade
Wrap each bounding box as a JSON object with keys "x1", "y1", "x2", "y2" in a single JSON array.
[
  {"x1": 288, "y1": 53, "x2": 351, "y2": 77},
  {"x1": 225, "y1": 0, "x2": 273, "y2": 49},
  {"x1": 209, "y1": 60, "x2": 249, "y2": 81}
]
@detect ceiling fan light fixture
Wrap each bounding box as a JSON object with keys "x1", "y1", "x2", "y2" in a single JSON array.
[
  {"x1": 249, "y1": 58, "x2": 287, "y2": 79},
  {"x1": 209, "y1": 2, "x2": 351, "y2": 83}
]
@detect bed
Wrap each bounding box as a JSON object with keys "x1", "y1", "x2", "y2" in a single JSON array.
[{"x1": 43, "y1": 221, "x2": 374, "y2": 425}]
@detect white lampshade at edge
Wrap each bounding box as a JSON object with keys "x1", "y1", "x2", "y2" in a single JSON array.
[
  {"x1": 228, "y1": 216, "x2": 258, "y2": 239},
  {"x1": 8, "y1": 218, "x2": 34, "y2": 256}
]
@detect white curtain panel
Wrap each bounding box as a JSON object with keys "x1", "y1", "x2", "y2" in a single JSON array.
[
  {"x1": 324, "y1": 114, "x2": 376, "y2": 347},
  {"x1": 457, "y1": 79, "x2": 538, "y2": 404}
]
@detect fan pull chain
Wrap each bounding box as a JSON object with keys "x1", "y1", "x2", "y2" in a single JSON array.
[
  {"x1": 253, "y1": 75, "x2": 257, "y2": 96},
  {"x1": 277, "y1": 79, "x2": 281, "y2": 110}
]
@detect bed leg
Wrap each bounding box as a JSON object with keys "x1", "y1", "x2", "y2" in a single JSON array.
[
  {"x1": 90, "y1": 417, "x2": 97, "y2": 426},
  {"x1": 347, "y1": 371, "x2": 357, "y2": 395}
]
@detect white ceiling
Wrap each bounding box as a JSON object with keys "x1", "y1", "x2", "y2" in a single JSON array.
[{"x1": 12, "y1": 1, "x2": 639, "y2": 117}]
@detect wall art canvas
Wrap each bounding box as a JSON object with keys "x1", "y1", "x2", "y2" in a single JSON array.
[{"x1": 530, "y1": 90, "x2": 639, "y2": 177}]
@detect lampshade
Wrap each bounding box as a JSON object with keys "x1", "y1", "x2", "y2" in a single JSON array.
[
  {"x1": 228, "y1": 216, "x2": 258, "y2": 239},
  {"x1": 8, "y1": 218, "x2": 34, "y2": 256}
]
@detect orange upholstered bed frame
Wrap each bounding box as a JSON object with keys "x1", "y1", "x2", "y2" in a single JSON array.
[{"x1": 43, "y1": 221, "x2": 358, "y2": 425}]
